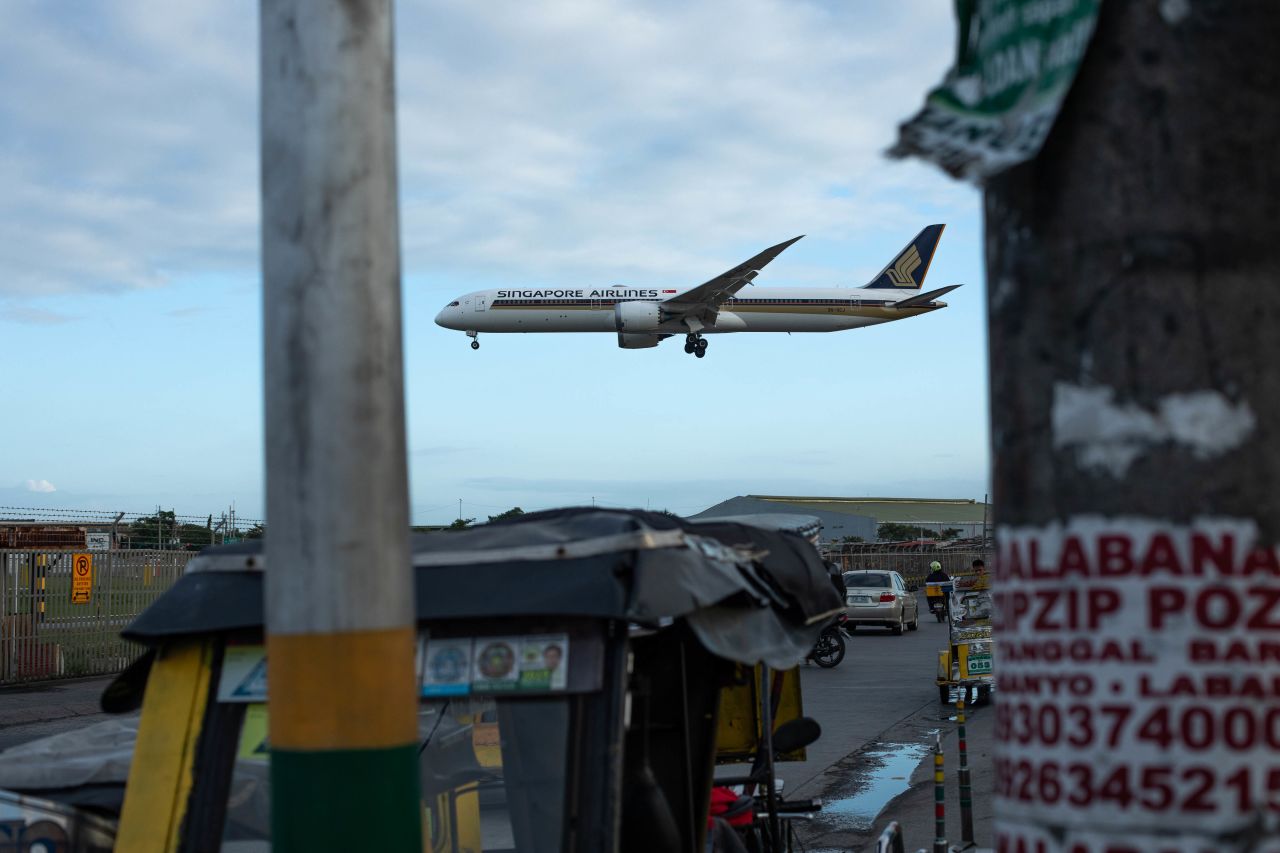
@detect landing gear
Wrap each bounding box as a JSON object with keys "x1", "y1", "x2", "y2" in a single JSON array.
[
  {"x1": 467, "y1": 331, "x2": 479, "y2": 350},
  {"x1": 471, "y1": 341, "x2": 480, "y2": 350},
  {"x1": 684, "y1": 333, "x2": 708, "y2": 358}
]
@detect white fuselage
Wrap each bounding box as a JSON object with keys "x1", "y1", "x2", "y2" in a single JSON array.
[{"x1": 435, "y1": 285, "x2": 940, "y2": 335}]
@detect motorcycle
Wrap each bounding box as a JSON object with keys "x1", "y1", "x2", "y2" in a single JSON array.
[
  {"x1": 925, "y1": 581, "x2": 953, "y2": 623},
  {"x1": 806, "y1": 614, "x2": 848, "y2": 668}
]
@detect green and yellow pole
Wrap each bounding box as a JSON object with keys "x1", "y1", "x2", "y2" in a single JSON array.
[
  {"x1": 956, "y1": 691, "x2": 974, "y2": 848},
  {"x1": 933, "y1": 732, "x2": 947, "y2": 853},
  {"x1": 260, "y1": 1, "x2": 420, "y2": 849}
]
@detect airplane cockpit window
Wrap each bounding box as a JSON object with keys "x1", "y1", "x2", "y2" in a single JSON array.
[{"x1": 450, "y1": 301, "x2": 460, "y2": 307}]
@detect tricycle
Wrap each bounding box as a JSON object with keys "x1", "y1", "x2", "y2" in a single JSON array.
[
  {"x1": 0, "y1": 508, "x2": 849, "y2": 852},
  {"x1": 934, "y1": 569, "x2": 994, "y2": 705}
]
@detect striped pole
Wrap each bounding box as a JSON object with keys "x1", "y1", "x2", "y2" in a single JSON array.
[
  {"x1": 260, "y1": 2, "x2": 420, "y2": 850},
  {"x1": 933, "y1": 732, "x2": 947, "y2": 853},
  {"x1": 956, "y1": 691, "x2": 974, "y2": 848}
]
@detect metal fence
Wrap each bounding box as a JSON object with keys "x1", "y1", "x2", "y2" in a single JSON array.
[
  {"x1": 821, "y1": 542, "x2": 993, "y2": 588},
  {"x1": 0, "y1": 549, "x2": 193, "y2": 685},
  {"x1": 0, "y1": 505, "x2": 263, "y2": 551}
]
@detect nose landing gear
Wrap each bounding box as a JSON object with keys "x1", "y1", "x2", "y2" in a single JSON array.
[
  {"x1": 684, "y1": 333, "x2": 708, "y2": 358},
  {"x1": 467, "y1": 331, "x2": 479, "y2": 350}
]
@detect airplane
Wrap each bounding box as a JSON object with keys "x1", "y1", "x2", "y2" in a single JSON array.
[{"x1": 434, "y1": 225, "x2": 958, "y2": 358}]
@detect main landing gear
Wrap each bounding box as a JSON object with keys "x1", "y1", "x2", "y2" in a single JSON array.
[
  {"x1": 467, "y1": 331, "x2": 479, "y2": 350},
  {"x1": 683, "y1": 333, "x2": 708, "y2": 359}
]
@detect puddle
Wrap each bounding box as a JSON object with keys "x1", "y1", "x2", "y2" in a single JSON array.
[{"x1": 819, "y1": 741, "x2": 933, "y2": 831}]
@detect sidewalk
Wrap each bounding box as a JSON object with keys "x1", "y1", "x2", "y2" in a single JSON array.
[
  {"x1": 858, "y1": 700, "x2": 994, "y2": 853},
  {"x1": 0, "y1": 675, "x2": 113, "y2": 728}
]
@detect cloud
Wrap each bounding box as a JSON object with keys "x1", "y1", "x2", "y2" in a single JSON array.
[
  {"x1": 166, "y1": 306, "x2": 210, "y2": 318},
  {"x1": 25, "y1": 479, "x2": 57, "y2": 493},
  {"x1": 0, "y1": 1, "x2": 967, "y2": 300},
  {"x1": 0, "y1": 2, "x2": 258, "y2": 297},
  {"x1": 1, "y1": 305, "x2": 77, "y2": 324}
]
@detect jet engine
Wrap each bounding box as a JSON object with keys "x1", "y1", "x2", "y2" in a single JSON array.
[
  {"x1": 614, "y1": 300, "x2": 663, "y2": 333},
  {"x1": 617, "y1": 332, "x2": 662, "y2": 349}
]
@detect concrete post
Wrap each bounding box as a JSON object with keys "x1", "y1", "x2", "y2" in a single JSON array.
[
  {"x1": 988, "y1": 2, "x2": 1280, "y2": 851},
  {"x1": 260, "y1": 1, "x2": 419, "y2": 849}
]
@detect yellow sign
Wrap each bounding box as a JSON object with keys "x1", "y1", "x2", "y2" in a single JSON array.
[
  {"x1": 71, "y1": 553, "x2": 93, "y2": 605},
  {"x1": 237, "y1": 704, "x2": 270, "y2": 759}
]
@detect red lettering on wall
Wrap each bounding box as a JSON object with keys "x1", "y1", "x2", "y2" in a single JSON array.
[
  {"x1": 1139, "y1": 534, "x2": 1183, "y2": 576},
  {"x1": 1098, "y1": 535, "x2": 1134, "y2": 576}
]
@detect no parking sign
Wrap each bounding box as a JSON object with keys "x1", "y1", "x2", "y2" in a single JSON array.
[{"x1": 71, "y1": 553, "x2": 93, "y2": 605}]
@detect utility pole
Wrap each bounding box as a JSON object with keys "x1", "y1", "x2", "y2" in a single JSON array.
[
  {"x1": 987, "y1": 3, "x2": 1280, "y2": 850},
  {"x1": 260, "y1": 2, "x2": 419, "y2": 850}
]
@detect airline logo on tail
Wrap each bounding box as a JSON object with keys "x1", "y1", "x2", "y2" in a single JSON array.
[
  {"x1": 865, "y1": 223, "x2": 945, "y2": 290},
  {"x1": 885, "y1": 245, "x2": 922, "y2": 287}
]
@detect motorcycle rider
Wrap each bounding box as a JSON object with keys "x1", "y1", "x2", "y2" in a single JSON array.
[{"x1": 925, "y1": 560, "x2": 950, "y2": 619}]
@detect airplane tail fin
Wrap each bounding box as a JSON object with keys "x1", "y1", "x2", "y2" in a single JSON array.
[{"x1": 864, "y1": 224, "x2": 945, "y2": 290}]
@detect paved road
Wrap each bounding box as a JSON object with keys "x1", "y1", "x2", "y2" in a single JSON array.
[
  {"x1": 787, "y1": 602, "x2": 948, "y2": 797},
  {"x1": 0, "y1": 674, "x2": 112, "y2": 751}
]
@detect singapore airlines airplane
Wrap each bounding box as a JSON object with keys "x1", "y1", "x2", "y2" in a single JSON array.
[{"x1": 435, "y1": 225, "x2": 957, "y2": 358}]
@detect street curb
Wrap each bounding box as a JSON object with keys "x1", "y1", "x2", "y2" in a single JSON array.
[{"x1": 0, "y1": 702, "x2": 104, "y2": 729}]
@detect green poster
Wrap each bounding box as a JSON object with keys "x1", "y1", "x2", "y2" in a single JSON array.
[{"x1": 890, "y1": 0, "x2": 1102, "y2": 182}]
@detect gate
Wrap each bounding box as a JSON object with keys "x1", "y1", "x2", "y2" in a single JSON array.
[{"x1": 0, "y1": 549, "x2": 192, "y2": 684}]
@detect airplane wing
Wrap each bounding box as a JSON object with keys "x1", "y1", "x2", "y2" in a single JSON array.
[
  {"x1": 661, "y1": 235, "x2": 803, "y2": 328},
  {"x1": 892, "y1": 284, "x2": 961, "y2": 309}
]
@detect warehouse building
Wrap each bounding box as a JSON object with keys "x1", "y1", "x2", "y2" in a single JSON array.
[{"x1": 688, "y1": 495, "x2": 990, "y2": 543}]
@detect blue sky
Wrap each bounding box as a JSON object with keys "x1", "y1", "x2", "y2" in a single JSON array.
[{"x1": 0, "y1": 1, "x2": 988, "y2": 524}]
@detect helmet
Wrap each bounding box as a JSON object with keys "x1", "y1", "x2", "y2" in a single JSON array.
[{"x1": 929, "y1": 561, "x2": 942, "y2": 571}]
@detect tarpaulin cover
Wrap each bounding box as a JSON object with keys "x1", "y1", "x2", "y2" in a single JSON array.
[{"x1": 123, "y1": 508, "x2": 843, "y2": 669}]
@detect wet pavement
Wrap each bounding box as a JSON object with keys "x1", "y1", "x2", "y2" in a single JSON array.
[{"x1": 819, "y1": 739, "x2": 935, "y2": 831}]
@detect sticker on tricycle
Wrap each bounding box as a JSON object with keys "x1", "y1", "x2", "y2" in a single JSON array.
[{"x1": 422, "y1": 633, "x2": 570, "y2": 697}]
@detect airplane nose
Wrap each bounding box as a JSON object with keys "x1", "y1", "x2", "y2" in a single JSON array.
[{"x1": 434, "y1": 305, "x2": 456, "y2": 329}]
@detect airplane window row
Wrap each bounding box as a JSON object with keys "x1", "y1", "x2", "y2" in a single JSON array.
[
  {"x1": 486, "y1": 298, "x2": 893, "y2": 308},
  {"x1": 730, "y1": 299, "x2": 857, "y2": 306},
  {"x1": 493, "y1": 299, "x2": 646, "y2": 306}
]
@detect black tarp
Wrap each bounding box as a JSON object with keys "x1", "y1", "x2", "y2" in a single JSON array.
[{"x1": 124, "y1": 508, "x2": 843, "y2": 669}]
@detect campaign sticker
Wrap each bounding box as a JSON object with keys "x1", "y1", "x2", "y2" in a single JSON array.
[
  {"x1": 422, "y1": 638, "x2": 474, "y2": 697},
  {"x1": 518, "y1": 634, "x2": 569, "y2": 691},
  {"x1": 218, "y1": 644, "x2": 268, "y2": 702},
  {"x1": 472, "y1": 638, "x2": 521, "y2": 691}
]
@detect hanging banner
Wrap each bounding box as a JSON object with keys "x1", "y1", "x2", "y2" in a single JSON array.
[
  {"x1": 889, "y1": 0, "x2": 1102, "y2": 183},
  {"x1": 993, "y1": 516, "x2": 1280, "y2": 851}
]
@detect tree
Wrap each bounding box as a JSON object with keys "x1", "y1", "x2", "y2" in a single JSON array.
[
  {"x1": 939, "y1": 528, "x2": 962, "y2": 540},
  {"x1": 876, "y1": 522, "x2": 926, "y2": 542},
  {"x1": 487, "y1": 507, "x2": 524, "y2": 523},
  {"x1": 244, "y1": 523, "x2": 265, "y2": 540},
  {"x1": 447, "y1": 517, "x2": 475, "y2": 530},
  {"x1": 840, "y1": 536, "x2": 865, "y2": 543},
  {"x1": 128, "y1": 510, "x2": 178, "y2": 549}
]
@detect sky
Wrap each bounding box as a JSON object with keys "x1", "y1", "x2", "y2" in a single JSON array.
[{"x1": 0, "y1": 1, "x2": 988, "y2": 525}]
